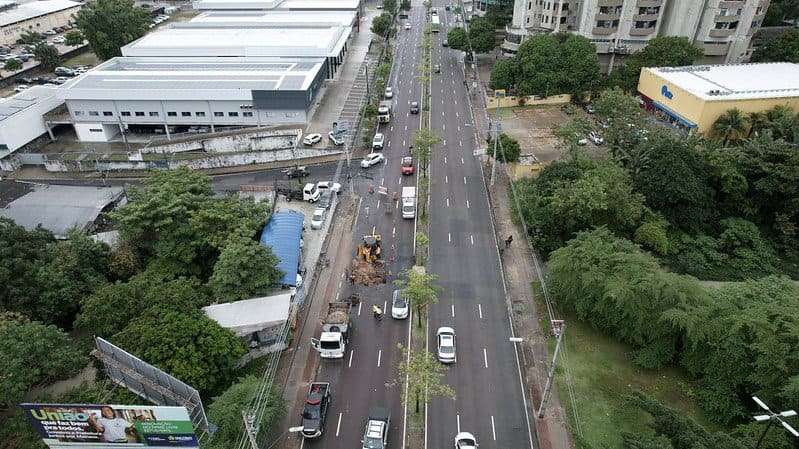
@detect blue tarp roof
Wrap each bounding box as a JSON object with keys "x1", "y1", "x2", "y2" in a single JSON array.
[{"x1": 259, "y1": 210, "x2": 304, "y2": 286}]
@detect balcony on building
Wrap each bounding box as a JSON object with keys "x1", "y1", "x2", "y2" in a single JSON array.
[
  {"x1": 630, "y1": 20, "x2": 657, "y2": 36},
  {"x1": 636, "y1": 0, "x2": 662, "y2": 6},
  {"x1": 598, "y1": 0, "x2": 623, "y2": 6},
  {"x1": 701, "y1": 40, "x2": 731, "y2": 56},
  {"x1": 718, "y1": 0, "x2": 745, "y2": 8}
]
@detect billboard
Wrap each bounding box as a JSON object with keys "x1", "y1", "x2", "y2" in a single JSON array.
[{"x1": 20, "y1": 404, "x2": 199, "y2": 449}]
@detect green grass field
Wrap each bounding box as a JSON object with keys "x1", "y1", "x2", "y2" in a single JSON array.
[
  {"x1": 536, "y1": 295, "x2": 715, "y2": 449},
  {"x1": 64, "y1": 51, "x2": 100, "y2": 67}
]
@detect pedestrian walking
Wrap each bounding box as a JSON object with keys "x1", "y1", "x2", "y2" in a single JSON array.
[{"x1": 505, "y1": 235, "x2": 513, "y2": 248}]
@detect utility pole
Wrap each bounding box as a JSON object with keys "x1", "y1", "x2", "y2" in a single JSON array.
[
  {"x1": 751, "y1": 396, "x2": 798, "y2": 449},
  {"x1": 242, "y1": 411, "x2": 259, "y2": 449},
  {"x1": 489, "y1": 89, "x2": 505, "y2": 186},
  {"x1": 537, "y1": 320, "x2": 565, "y2": 418}
]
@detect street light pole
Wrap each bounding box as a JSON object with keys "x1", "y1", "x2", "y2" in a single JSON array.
[
  {"x1": 751, "y1": 396, "x2": 798, "y2": 449},
  {"x1": 537, "y1": 320, "x2": 565, "y2": 418}
]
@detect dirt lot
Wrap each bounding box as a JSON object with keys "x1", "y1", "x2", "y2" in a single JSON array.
[{"x1": 499, "y1": 105, "x2": 571, "y2": 165}]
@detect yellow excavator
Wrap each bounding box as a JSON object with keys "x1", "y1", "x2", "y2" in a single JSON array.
[{"x1": 357, "y1": 234, "x2": 382, "y2": 263}]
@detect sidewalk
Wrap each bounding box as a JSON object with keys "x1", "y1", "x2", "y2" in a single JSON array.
[{"x1": 486, "y1": 166, "x2": 573, "y2": 449}]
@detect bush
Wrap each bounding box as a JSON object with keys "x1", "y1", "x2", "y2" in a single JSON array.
[{"x1": 206, "y1": 377, "x2": 286, "y2": 449}]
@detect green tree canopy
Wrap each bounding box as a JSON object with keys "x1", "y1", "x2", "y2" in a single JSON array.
[
  {"x1": 763, "y1": 0, "x2": 799, "y2": 26},
  {"x1": 0, "y1": 218, "x2": 54, "y2": 317},
  {"x1": 514, "y1": 33, "x2": 599, "y2": 97},
  {"x1": 396, "y1": 345, "x2": 454, "y2": 413},
  {"x1": 382, "y1": 0, "x2": 397, "y2": 13},
  {"x1": 616, "y1": 36, "x2": 702, "y2": 92},
  {"x1": 412, "y1": 127, "x2": 440, "y2": 175},
  {"x1": 16, "y1": 31, "x2": 43, "y2": 45},
  {"x1": 371, "y1": 12, "x2": 393, "y2": 37},
  {"x1": 467, "y1": 17, "x2": 495, "y2": 53},
  {"x1": 74, "y1": 0, "x2": 151, "y2": 60},
  {"x1": 209, "y1": 237, "x2": 282, "y2": 301},
  {"x1": 489, "y1": 57, "x2": 517, "y2": 91},
  {"x1": 64, "y1": 30, "x2": 85, "y2": 47},
  {"x1": 712, "y1": 108, "x2": 748, "y2": 145},
  {"x1": 113, "y1": 310, "x2": 246, "y2": 395},
  {"x1": 110, "y1": 167, "x2": 268, "y2": 278},
  {"x1": 489, "y1": 133, "x2": 521, "y2": 162},
  {"x1": 446, "y1": 27, "x2": 468, "y2": 51},
  {"x1": 33, "y1": 43, "x2": 60, "y2": 71},
  {"x1": 0, "y1": 316, "x2": 88, "y2": 408},
  {"x1": 752, "y1": 28, "x2": 799, "y2": 62},
  {"x1": 207, "y1": 377, "x2": 285, "y2": 449},
  {"x1": 395, "y1": 267, "x2": 440, "y2": 327},
  {"x1": 4, "y1": 58, "x2": 22, "y2": 72},
  {"x1": 76, "y1": 270, "x2": 212, "y2": 338}
]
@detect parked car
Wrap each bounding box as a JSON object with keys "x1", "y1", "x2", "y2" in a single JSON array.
[
  {"x1": 405, "y1": 22, "x2": 411, "y2": 30},
  {"x1": 52, "y1": 36, "x2": 66, "y2": 44},
  {"x1": 310, "y1": 208, "x2": 326, "y2": 230},
  {"x1": 43, "y1": 30, "x2": 57, "y2": 36},
  {"x1": 391, "y1": 289, "x2": 409, "y2": 319},
  {"x1": 284, "y1": 166, "x2": 309, "y2": 178},
  {"x1": 361, "y1": 152, "x2": 385, "y2": 168},
  {"x1": 317, "y1": 190, "x2": 333, "y2": 210},
  {"x1": 410, "y1": 101, "x2": 419, "y2": 114},
  {"x1": 55, "y1": 66, "x2": 75, "y2": 76},
  {"x1": 455, "y1": 432, "x2": 478, "y2": 449},
  {"x1": 14, "y1": 54, "x2": 29, "y2": 62},
  {"x1": 372, "y1": 132, "x2": 385, "y2": 151},
  {"x1": 14, "y1": 85, "x2": 29, "y2": 93},
  {"x1": 401, "y1": 156, "x2": 415, "y2": 175},
  {"x1": 316, "y1": 181, "x2": 341, "y2": 194},
  {"x1": 303, "y1": 133, "x2": 322, "y2": 146},
  {"x1": 384, "y1": 86, "x2": 393, "y2": 99},
  {"x1": 442, "y1": 40, "x2": 449, "y2": 47},
  {"x1": 436, "y1": 327, "x2": 456, "y2": 363},
  {"x1": 53, "y1": 76, "x2": 70, "y2": 84}
]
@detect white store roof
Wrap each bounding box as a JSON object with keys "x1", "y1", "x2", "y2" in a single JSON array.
[
  {"x1": 59, "y1": 57, "x2": 326, "y2": 101},
  {"x1": 192, "y1": 0, "x2": 360, "y2": 10},
  {"x1": 203, "y1": 293, "x2": 292, "y2": 336},
  {"x1": 277, "y1": 0, "x2": 360, "y2": 10},
  {"x1": 649, "y1": 63, "x2": 799, "y2": 101},
  {"x1": 0, "y1": 85, "x2": 59, "y2": 122},
  {"x1": 0, "y1": 0, "x2": 80, "y2": 27},
  {"x1": 191, "y1": 9, "x2": 357, "y2": 27},
  {"x1": 122, "y1": 24, "x2": 349, "y2": 58}
]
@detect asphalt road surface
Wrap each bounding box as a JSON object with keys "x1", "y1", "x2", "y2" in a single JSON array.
[
  {"x1": 301, "y1": 2, "x2": 425, "y2": 449},
  {"x1": 424, "y1": 4, "x2": 536, "y2": 449}
]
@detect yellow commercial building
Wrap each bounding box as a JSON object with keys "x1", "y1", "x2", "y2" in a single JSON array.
[{"x1": 637, "y1": 62, "x2": 799, "y2": 134}]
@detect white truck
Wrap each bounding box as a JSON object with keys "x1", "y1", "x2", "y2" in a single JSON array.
[
  {"x1": 401, "y1": 186, "x2": 416, "y2": 219},
  {"x1": 310, "y1": 302, "x2": 352, "y2": 359},
  {"x1": 377, "y1": 100, "x2": 392, "y2": 123}
]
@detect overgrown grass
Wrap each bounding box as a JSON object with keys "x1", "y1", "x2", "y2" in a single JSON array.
[
  {"x1": 64, "y1": 51, "x2": 99, "y2": 67},
  {"x1": 535, "y1": 294, "x2": 716, "y2": 449}
]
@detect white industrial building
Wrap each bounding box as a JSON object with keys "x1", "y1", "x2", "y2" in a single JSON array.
[
  {"x1": 193, "y1": 0, "x2": 361, "y2": 12},
  {"x1": 0, "y1": 0, "x2": 82, "y2": 46},
  {"x1": 59, "y1": 56, "x2": 327, "y2": 142},
  {"x1": 192, "y1": 9, "x2": 358, "y2": 28},
  {"x1": 0, "y1": 86, "x2": 61, "y2": 159}
]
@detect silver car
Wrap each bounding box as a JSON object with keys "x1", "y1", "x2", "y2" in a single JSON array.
[
  {"x1": 391, "y1": 290, "x2": 409, "y2": 319},
  {"x1": 310, "y1": 208, "x2": 326, "y2": 230},
  {"x1": 436, "y1": 327, "x2": 456, "y2": 363}
]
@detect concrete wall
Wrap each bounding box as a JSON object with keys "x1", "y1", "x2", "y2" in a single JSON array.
[
  {"x1": 485, "y1": 93, "x2": 571, "y2": 109},
  {"x1": 141, "y1": 129, "x2": 300, "y2": 154},
  {"x1": 74, "y1": 123, "x2": 119, "y2": 142},
  {"x1": 0, "y1": 5, "x2": 82, "y2": 46}
]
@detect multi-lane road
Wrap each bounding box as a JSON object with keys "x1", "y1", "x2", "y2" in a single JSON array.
[{"x1": 299, "y1": 1, "x2": 536, "y2": 448}]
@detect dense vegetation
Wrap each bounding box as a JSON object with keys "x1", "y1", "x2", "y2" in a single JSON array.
[{"x1": 0, "y1": 168, "x2": 284, "y2": 448}]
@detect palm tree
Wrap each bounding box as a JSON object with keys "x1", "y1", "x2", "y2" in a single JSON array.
[
  {"x1": 712, "y1": 108, "x2": 747, "y2": 146},
  {"x1": 747, "y1": 111, "x2": 768, "y2": 138},
  {"x1": 765, "y1": 105, "x2": 796, "y2": 141}
]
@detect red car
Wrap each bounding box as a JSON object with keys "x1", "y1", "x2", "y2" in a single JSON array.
[{"x1": 401, "y1": 156, "x2": 415, "y2": 175}]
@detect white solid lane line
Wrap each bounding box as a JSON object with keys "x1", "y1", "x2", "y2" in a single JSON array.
[
  {"x1": 451, "y1": 304, "x2": 455, "y2": 317},
  {"x1": 336, "y1": 413, "x2": 343, "y2": 437},
  {"x1": 456, "y1": 413, "x2": 461, "y2": 433},
  {"x1": 377, "y1": 349, "x2": 382, "y2": 367},
  {"x1": 348, "y1": 349, "x2": 354, "y2": 367},
  {"x1": 483, "y1": 348, "x2": 488, "y2": 368}
]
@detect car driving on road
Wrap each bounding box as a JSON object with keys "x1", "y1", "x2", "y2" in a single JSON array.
[
  {"x1": 391, "y1": 289, "x2": 409, "y2": 319},
  {"x1": 455, "y1": 432, "x2": 478, "y2": 449},
  {"x1": 384, "y1": 86, "x2": 393, "y2": 99},
  {"x1": 303, "y1": 133, "x2": 322, "y2": 146},
  {"x1": 405, "y1": 22, "x2": 411, "y2": 30},
  {"x1": 372, "y1": 133, "x2": 385, "y2": 150},
  {"x1": 410, "y1": 101, "x2": 419, "y2": 114},
  {"x1": 401, "y1": 156, "x2": 415, "y2": 175},
  {"x1": 436, "y1": 327, "x2": 456, "y2": 363},
  {"x1": 362, "y1": 407, "x2": 390, "y2": 449},
  {"x1": 361, "y1": 153, "x2": 385, "y2": 168}
]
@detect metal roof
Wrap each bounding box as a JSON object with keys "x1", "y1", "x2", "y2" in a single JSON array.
[
  {"x1": 0, "y1": 86, "x2": 58, "y2": 122},
  {"x1": 191, "y1": 10, "x2": 357, "y2": 27},
  {"x1": 202, "y1": 293, "x2": 292, "y2": 336},
  {"x1": 0, "y1": 0, "x2": 81, "y2": 27},
  {"x1": 0, "y1": 184, "x2": 124, "y2": 238},
  {"x1": 646, "y1": 63, "x2": 799, "y2": 101},
  {"x1": 60, "y1": 57, "x2": 325, "y2": 101},
  {"x1": 259, "y1": 210, "x2": 304, "y2": 286}
]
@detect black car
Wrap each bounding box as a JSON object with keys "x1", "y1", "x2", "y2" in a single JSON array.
[
  {"x1": 284, "y1": 166, "x2": 309, "y2": 179},
  {"x1": 19, "y1": 77, "x2": 37, "y2": 84},
  {"x1": 410, "y1": 101, "x2": 419, "y2": 114}
]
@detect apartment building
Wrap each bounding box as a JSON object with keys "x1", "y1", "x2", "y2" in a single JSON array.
[{"x1": 503, "y1": 0, "x2": 769, "y2": 67}]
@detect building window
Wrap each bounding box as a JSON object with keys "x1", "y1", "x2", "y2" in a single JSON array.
[
  {"x1": 243, "y1": 111, "x2": 253, "y2": 117},
  {"x1": 135, "y1": 111, "x2": 145, "y2": 116},
  {"x1": 89, "y1": 111, "x2": 99, "y2": 116},
  {"x1": 167, "y1": 111, "x2": 177, "y2": 116},
  {"x1": 120, "y1": 111, "x2": 131, "y2": 116},
  {"x1": 214, "y1": 111, "x2": 224, "y2": 117},
  {"x1": 89, "y1": 128, "x2": 102, "y2": 133},
  {"x1": 74, "y1": 111, "x2": 83, "y2": 116},
  {"x1": 181, "y1": 111, "x2": 191, "y2": 117},
  {"x1": 149, "y1": 111, "x2": 159, "y2": 117},
  {"x1": 196, "y1": 111, "x2": 206, "y2": 117},
  {"x1": 103, "y1": 111, "x2": 113, "y2": 116},
  {"x1": 228, "y1": 112, "x2": 239, "y2": 117}
]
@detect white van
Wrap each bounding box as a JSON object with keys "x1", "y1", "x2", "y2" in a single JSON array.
[{"x1": 401, "y1": 186, "x2": 416, "y2": 219}]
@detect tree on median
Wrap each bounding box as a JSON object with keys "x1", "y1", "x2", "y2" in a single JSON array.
[
  {"x1": 396, "y1": 344, "x2": 455, "y2": 413},
  {"x1": 394, "y1": 267, "x2": 440, "y2": 328},
  {"x1": 74, "y1": 0, "x2": 151, "y2": 60},
  {"x1": 412, "y1": 128, "x2": 440, "y2": 175}
]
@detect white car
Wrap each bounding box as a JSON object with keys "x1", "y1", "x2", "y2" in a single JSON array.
[
  {"x1": 14, "y1": 85, "x2": 29, "y2": 93},
  {"x1": 52, "y1": 36, "x2": 65, "y2": 44},
  {"x1": 384, "y1": 86, "x2": 393, "y2": 99},
  {"x1": 303, "y1": 133, "x2": 322, "y2": 146},
  {"x1": 316, "y1": 181, "x2": 341, "y2": 194},
  {"x1": 310, "y1": 207, "x2": 326, "y2": 230},
  {"x1": 436, "y1": 327, "x2": 456, "y2": 363},
  {"x1": 361, "y1": 152, "x2": 385, "y2": 168},
  {"x1": 405, "y1": 22, "x2": 411, "y2": 30},
  {"x1": 372, "y1": 133, "x2": 385, "y2": 150},
  {"x1": 455, "y1": 432, "x2": 478, "y2": 449},
  {"x1": 391, "y1": 289, "x2": 409, "y2": 319}
]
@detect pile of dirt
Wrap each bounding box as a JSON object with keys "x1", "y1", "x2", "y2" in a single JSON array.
[{"x1": 349, "y1": 259, "x2": 386, "y2": 286}]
